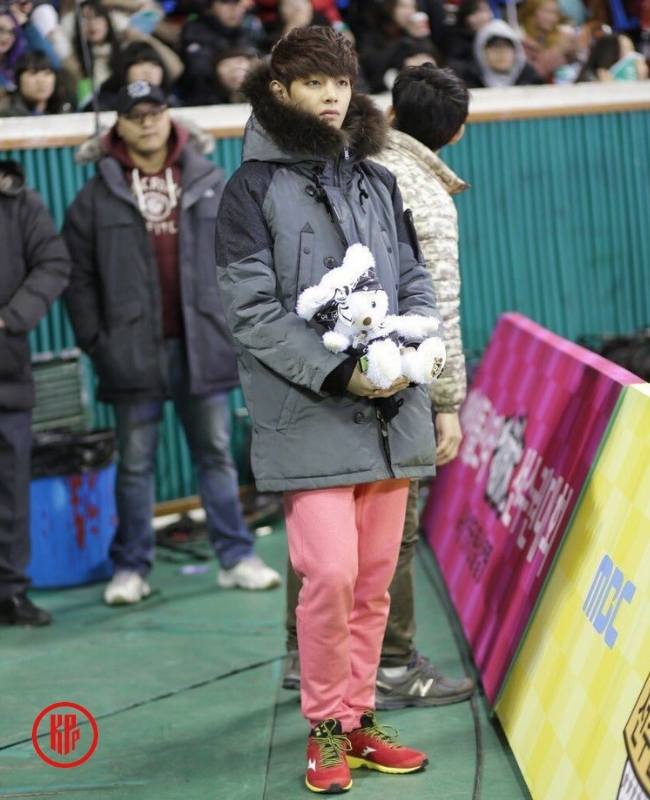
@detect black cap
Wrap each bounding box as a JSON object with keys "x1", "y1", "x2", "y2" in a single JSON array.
[{"x1": 116, "y1": 81, "x2": 167, "y2": 116}]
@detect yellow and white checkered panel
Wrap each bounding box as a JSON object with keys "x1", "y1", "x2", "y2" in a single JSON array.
[{"x1": 496, "y1": 384, "x2": 650, "y2": 800}]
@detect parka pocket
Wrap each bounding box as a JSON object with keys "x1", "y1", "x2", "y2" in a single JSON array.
[
  {"x1": 275, "y1": 384, "x2": 301, "y2": 432},
  {"x1": 95, "y1": 300, "x2": 149, "y2": 388},
  {"x1": 0, "y1": 330, "x2": 28, "y2": 379}
]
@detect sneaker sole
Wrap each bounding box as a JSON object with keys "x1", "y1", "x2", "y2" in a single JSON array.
[
  {"x1": 216, "y1": 575, "x2": 281, "y2": 591},
  {"x1": 375, "y1": 689, "x2": 474, "y2": 710},
  {"x1": 0, "y1": 615, "x2": 51, "y2": 627},
  {"x1": 305, "y1": 777, "x2": 352, "y2": 793},
  {"x1": 104, "y1": 586, "x2": 151, "y2": 606},
  {"x1": 347, "y1": 756, "x2": 427, "y2": 774}
]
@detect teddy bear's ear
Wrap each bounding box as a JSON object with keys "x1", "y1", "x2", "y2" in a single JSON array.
[{"x1": 296, "y1": 285, "x2": 335, "y2": 320}]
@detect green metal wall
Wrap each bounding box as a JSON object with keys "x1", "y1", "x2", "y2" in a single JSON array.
[
  {"x1": 442, "y1": 110, "x2": 650, "y2": 358},
  {"x1": 6, "y1": 110, "x2": 650, "y2": 500}
]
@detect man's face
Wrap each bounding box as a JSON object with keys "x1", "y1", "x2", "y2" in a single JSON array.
[
  {"x1": 116, "y1": 102, "x2": 171, "y2": 156},
  {"x1": 210, "y1": 0, "x2": 248, "y2": 28},
  {"x1": 484, "y1": 41, "x2": 516, "y2": 73},
  {"x1": 282, "y1": 74, "x2": 352, "y2": 129}
]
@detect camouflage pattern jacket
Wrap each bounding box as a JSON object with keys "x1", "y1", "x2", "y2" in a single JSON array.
[{"x1": 373, "y1": 128, "x2": 468, "y2": 412}]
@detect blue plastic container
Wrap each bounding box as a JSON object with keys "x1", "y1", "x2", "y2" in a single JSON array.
[{"x1": 27, "y1": 464, "x2": 116, "y2": 588}]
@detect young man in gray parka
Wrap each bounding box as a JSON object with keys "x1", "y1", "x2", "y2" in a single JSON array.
[{"x1": 216, "y1": 25, "x2": 443, "y2": 794}]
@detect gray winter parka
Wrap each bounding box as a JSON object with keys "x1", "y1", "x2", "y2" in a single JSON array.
[
  {"x1": 215, "y1": 65, "x2": 442, "y2": 492},
  {"x1": 63, "y1": 122, "x2": 238, "y2": 403}
]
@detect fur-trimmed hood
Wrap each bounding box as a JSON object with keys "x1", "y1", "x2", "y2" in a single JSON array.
[
  {"x1": 74, "y1": 117, "x2": 215, "y2": 165},
  {"x1": 242, "y1": 62, "x2": 387, "y2": 164}
]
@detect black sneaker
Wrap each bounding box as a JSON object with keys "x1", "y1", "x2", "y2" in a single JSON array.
[
  {"x1": 375, "y1": 653, "x2": 474, "y2": 709},
  {"x1": 282, "y1": 650, "x2": 300, "y2": 690},
  {"x1": 0, "y1": 594, "x2": 52, "y2": 626}
]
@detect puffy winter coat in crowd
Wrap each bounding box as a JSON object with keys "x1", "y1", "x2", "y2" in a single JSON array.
[{"x1": 373, "y1": 127, "x2": 468, "y2": 413}]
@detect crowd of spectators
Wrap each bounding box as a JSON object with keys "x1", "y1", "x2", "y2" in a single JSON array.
[{"x1": 0, "y1": 0, "x2": 648, "y2": 117}]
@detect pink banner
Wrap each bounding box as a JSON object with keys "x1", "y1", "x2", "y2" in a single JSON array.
[{"x1": 423, "y1": 313, "x2": 640, "y2": 704}]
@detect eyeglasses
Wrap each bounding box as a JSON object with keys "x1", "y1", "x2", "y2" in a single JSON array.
[
  {"x1": 0, "y1": 26, "x2": 16, "y2": 36},
  {"x1": 123, "y1": 106, "x2": 168, "y2": 125}
]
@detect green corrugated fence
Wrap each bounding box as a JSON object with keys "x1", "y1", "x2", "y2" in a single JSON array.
[{"x1": 6, "y1": 110, "x2": 650, "y2": 500}]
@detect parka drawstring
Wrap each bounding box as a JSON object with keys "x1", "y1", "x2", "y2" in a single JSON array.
[
  {"x1": 131, "y1": 167, "x2": 178, "y2": 216},
  {"x1": 353, "y1": 165, "x2": 370, "y2": 211},
  {"x1": 306, "y1": 166, "x2": 349, "y2": 249}
]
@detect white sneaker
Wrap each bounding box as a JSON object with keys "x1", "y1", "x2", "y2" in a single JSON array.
[
  {"x1": 103, "y1": 570, "x2": 151, "y2": 605},
  {"x1": 217, "y1": 555, "x2": 281, "y2": 591}
]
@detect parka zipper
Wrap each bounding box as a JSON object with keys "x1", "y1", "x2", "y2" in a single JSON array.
[
  {"x1": 375, "y1": 406, "x2": 396, "y2": 478},
  {"x1": 334, "y1": 147, "x2": 350, "y2": 188}
]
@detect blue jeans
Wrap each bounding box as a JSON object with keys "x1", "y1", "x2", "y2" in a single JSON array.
[{"x1": 110, "y1": 340, "x2": 254, "y2": 575}]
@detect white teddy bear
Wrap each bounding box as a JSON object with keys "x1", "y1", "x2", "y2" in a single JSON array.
[{"x1": 296, "y1": 243, "x2": 446, "y2": 390}]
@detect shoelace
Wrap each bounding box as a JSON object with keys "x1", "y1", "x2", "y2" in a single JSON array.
[
  {"x1": 360, "y1": 718, "x2": 401, "y2": 749},
  {"x1": 411, "y1": 653, "x2": 443, "y2": 681},
  {"x1": 313, "y1": 723, "x2": 352, "y2": 768}
]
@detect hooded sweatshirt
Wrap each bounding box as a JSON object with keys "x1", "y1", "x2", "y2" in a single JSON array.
[
  {"x1": 471, "y1": 19, "x2": 540, "y2": 88},
  {"x1": 103, "y1": 122, "x2": 187, "y2": 339}
]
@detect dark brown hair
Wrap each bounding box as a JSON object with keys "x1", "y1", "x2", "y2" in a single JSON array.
[{"x1": 270, "y1": 25, "x2": 358, "y2": 87}]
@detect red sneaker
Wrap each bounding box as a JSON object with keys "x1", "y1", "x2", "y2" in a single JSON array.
[
  {"x1": 305, "y1": 719, "x2": 353, "y2": 794},
  {"x1": 347, "y1": 711, "x2": 427, "y2": 774}
]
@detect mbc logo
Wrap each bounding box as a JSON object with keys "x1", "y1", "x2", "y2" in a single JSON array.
[{"x1": 583, "y1": 554, "x2": 636, "y2": 649}]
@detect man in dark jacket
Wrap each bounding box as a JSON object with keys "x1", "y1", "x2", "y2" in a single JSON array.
[
  {"x1": 0, "y1": 159, "x2": 71, "y2": 626},
  {"x1": 63, "y1": 81, "x2": 280, "y2": 606}
]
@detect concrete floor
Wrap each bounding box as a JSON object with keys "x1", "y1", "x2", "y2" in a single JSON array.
[{"x1": 0, "y1": 523, "x2": 530, "y2": 800}]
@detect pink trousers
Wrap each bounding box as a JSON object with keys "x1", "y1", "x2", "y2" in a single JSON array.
[{"x1": 283, "y1": 479, "x2": 409, "y2": 731}]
